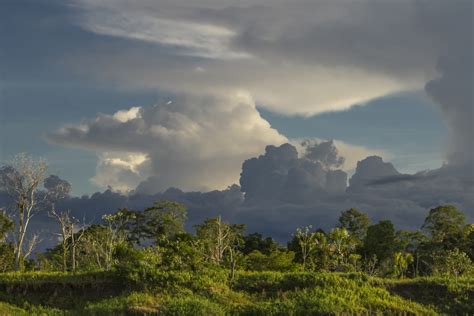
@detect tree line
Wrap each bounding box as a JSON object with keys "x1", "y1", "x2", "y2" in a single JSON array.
[{"x1": 0, "y1": 154, "x2": 472, "y2": 280}]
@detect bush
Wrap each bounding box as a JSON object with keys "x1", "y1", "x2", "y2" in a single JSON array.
[{"x1": 163, "y1": 296, "x2": 225, "y2": 316}]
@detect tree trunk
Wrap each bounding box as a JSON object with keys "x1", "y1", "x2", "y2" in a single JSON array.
[
  {"x1": 229, "y1": 248, "x2": 236, "y2": 282},
  {"x1": 71, "y1": 224, "x2": 76, "y2": 272},
  {"x1": 62, "y1": 242, "x2": 67, "y2": 272},
  {"x1": 14, "y1": 204, "x2": 25, "y2": 271}
]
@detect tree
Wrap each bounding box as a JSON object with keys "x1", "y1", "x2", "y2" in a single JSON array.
[
  {"x1": 49, "y1": 209, "x2": 74, "y2": 272},
  {"x1": 101, "y1": 213, "x2": 133, "y2": 271},
  {"x1": 136, "y1": 201, "x2": 187, "y2": 245},
  {"x1": 0, "y1": 154, "x2": 47, "y2": 270},
  {"x1": 294, "y1": 225, "x2": 318, "y2": 270},
  {"x1": 245, "y1": 250, "x2": 295, "y2": 271},
  {"x1": 395, "y1": 230, "x2": 428, "y2": 277},
  {"x1": 328, "y1": 227, "x2": 357, "y2": 270},
  {"x1": 45, "y1": 175, "x2": 72, "y2": 272},
  {"x1": 0, "y1": 210, "x2": 14, "y2": 272},
  {"x1": 76, "y1": 224, "x2": 116, "y2": 271},
  {"x1": 393, "y1": 252, "x2": 414, "y2": 278},
  {"x1": 433, "y1": 248, "x2": 472, "y2": 282},
  {"x1": 422, "y1": 205, "x2": 465, "y2": 249},
  {"x1": 241, "y1": 232, "x2": 279, "y2": 255},
  {"x1": 195, "y1": 216, "x2": 245, "y2": 280},
  {"x1": 465, "y1": 224, "x2": 474, "y2": 260},
  {"x1": 338, "y1": 208, "x2": 370, "y2": 242},
  {"x1": 0, "y1": 209, "x2": 13, "y2": 243},
  {"x1": 363, "y1": 220, "x2": 397, "y2": 271}
]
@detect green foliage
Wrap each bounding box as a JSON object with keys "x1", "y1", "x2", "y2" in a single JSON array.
[
  {"x1": 0, "y1": 243, "x2": 14, "y2": 272},
  {"x1": 163, "y1": 296, "x2": 225, "y2": 316},
  {"x1": 432, "y1": 248, "x2": 472, "y2": 279},
  {"x1": 338, "y1": 208, "x2": 370, "y2": 242},
  {"x1": 1, "y1": 270, "x2": 473, "y2": 314},
  {"x1": 378, "y1": 276, "x2": 474, "y2": 315},
  {"x1": 423, "y1": 205, "x2": 466, "y2": 248},
  {"x1": 392, "y1": 252, "x2": 414, "y2": 278},
  {"x1": 245, "y1": 250, "x2": 296, "y2": 271},
  {"x1": 140, "y1": 201, "x2": 188, "y2": 245},
  {"x1": 363, "y1": 220, "x2": 397, "y2": 272},
  {"x1": 241, "y1": 232, "x2": 279, "y2": 255},
  {"x1": 0, "y1": 202, "x2": 473, "y2": 314},
  {"x1": 0, "y1": 210, "x2": 13, "y2": 242},
  {"x1": 234, "y1": 271, "x2": 437, "y2": 315}
]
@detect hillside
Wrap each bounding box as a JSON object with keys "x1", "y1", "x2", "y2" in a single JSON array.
[{"x1": 0, "y1": 271, "x2": 472, "y2": 315}]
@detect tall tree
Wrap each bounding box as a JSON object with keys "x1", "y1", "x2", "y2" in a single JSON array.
[
  {"x1": 422, "y1": 205, "x2": 465, "y2": 249},
  {"x1": 195, "y1": 216, "x2": 245, "y2": 280},
  {"x1": 241, "y1": 232, "x2": 279, "y2": 255},
  {"x1": 138, "y1": 201, "x2": 187, "y2": 245},
  {"x1": 0, "y1": 154, "x2": 47, "y2": 270},
  {"x1": 338, "y1": 208, "x2": 370, "y2": 242},
  {"x1": 395, "y1": 230, "x2": 429, "y2": 277},
  {"x1": 45, "y1": 175, "x2": 72, "y2": 272},
  {"x1": 363, "y1": 220, "x2": 397, "y2": 266}
]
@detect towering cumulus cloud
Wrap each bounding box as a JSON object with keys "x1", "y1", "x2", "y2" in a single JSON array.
[
  {"x1": 423, "y1": 0, "x2": 473, "y2": 171},
  {"x1": 38, "y1": 0, "x2": 472, "y2": 241},
  {"x1": 47, "y1": 93, "x2": 286, "y2": 193}
]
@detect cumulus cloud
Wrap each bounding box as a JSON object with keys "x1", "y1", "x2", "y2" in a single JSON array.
[
  {"x1": 1, "y1": 144, "x2": 472, "y2": 249},
  {"x1": 240, "y1": 143, "x2": 348, "y2": 202},
  {"x1": 301, "y1": 140, "x2": 345, "y2": 170},
  {"x1": 29, "y1": 144, "x2": 471, "y2": 246},
  {"x1": 47, "y1": 93, "x2": 287, "y2": 193},
  {"x1": 423, "y1": 4, "x2": 473, "y2": 171}
]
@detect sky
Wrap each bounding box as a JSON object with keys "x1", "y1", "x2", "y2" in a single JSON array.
[{"x1": 0, "y1": 0, "x2": 472, "y2": 239}]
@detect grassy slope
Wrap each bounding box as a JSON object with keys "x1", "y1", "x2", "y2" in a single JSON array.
[{"x1": 0, "y1": 271, "x2": 471, "y2": 315}]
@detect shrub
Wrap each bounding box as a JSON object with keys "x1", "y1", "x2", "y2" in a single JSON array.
[{"x1": 163, "y1": 296, "x2": 225, "y2": 316}]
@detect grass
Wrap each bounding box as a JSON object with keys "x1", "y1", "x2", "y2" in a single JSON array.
[{"x1": 0, "y1": 270, "x2": 472, "y2": 315}]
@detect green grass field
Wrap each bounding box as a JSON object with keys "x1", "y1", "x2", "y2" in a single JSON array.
[{"x1": 0, "y1": 271, "x2": 472, "y2": 315}]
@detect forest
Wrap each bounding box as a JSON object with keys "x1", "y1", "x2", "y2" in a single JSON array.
[{"x1": 0, "y1": 155, "x2": 473, "y2": 315}]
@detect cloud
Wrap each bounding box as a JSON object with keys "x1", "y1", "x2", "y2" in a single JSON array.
[
  {"x1": 47, "y1": 93, "x2": 287, "y2": 193},
  {"x1": 423, "y1": 4, "x2": 473, "y2": 171},
  {"x1": 301, "y1": 140, "x2": 345, "y2": 169},
  {"x1": 240, "y1": 143, "x2": 348, "y2": 202},
  {"x1": 91, "y1": 152, "x2": 150, "y2": 192},
  {"x1": 1, "y1": 144, "x2": 472, "y2": 250},
  {"x1": 77, "y1": 5, "x2": 250, "y2": 60},
  {"x1": 291, "y1": 139, "x2": 388, "y2": 172},
  {"x1": 66, "y1": 0, "x2": 448, "y2": 116},
  {"x1": 348, "y1": 156, "x2": 400, "y2": 190}
]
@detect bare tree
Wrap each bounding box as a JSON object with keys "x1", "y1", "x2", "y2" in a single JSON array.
[
  {"x1": 0, "y1": 154, "x2": 47, "y2": 271},
  {"x1": 49, "y1": 209, "x2": 74, "y2": 272},
  {"x1": 195, "y1": 216, "x2": 244, "y2": 281},
  {"x1": 70, "y1": 219, "x2": 87, "y2": 273},
  {"x1": 45, "y1": 175, "x2": 72, "y2": 272}
]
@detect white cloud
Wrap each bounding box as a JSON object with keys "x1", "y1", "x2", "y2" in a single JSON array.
[
  {"x1": 48, "y1": 93, "x2": 287, "y2": 193},
  {"x1": 112, "y1": 106, "x2": 141, "y2": 123},
  {"x1": 68, "y1": 0, "x2": 438, "y2": 116},
  {"x1": 76, "y1": 3, "x2": 250, "y2": 59},
  {"x1": 91, "y1": 152, "x2": 150, "y2": 192}
]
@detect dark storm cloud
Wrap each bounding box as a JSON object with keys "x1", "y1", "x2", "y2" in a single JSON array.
[
  {"x1": 240, "y1": 143, "x2": 347, "y2": 202},
  {"x1": 1, "y1": 143, "x2": 472, "y2": 249},
  {"x1": 302, "y1": 140, "x2": 345, "y2": 170}
]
